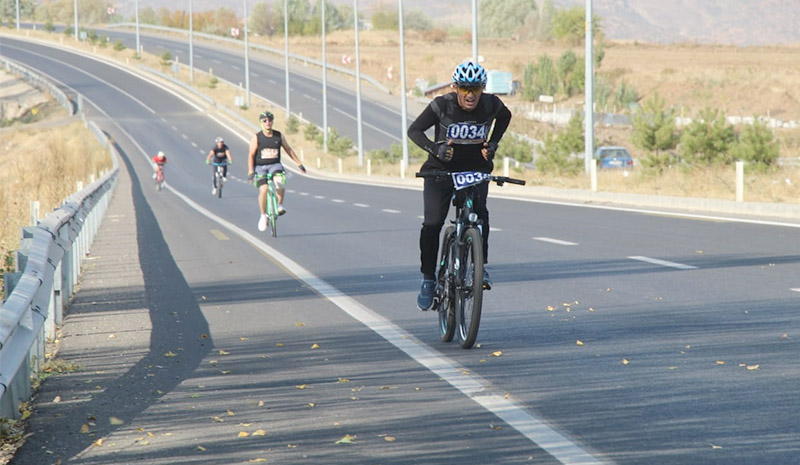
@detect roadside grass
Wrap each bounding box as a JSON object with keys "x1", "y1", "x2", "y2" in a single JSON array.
[{"x1": 0, "y1": 121, "x2": 112, "y2": 290}]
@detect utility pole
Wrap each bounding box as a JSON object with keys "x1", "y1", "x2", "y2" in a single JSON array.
[
  {"x1": 354, "y1": 0, "x2": 364, "y2": 166},
  {"x1": 15, "y1": 0, "x2": 20, "y2": 31},
  {"x1": 398, "y1": 0, "x2": 409, "y2": 168},
  {"x1": 134, "y1": 0, "x2": 140, "y2": 56},
  {"x1": 244, "y1": 0, "x2": 251, "y2": 108},
  {"x1": 73, "y1": 0, "x2": 78, "y2": 40},
  {"x1": 189, "y1": 0, "x2": 194, "y2": 81},
  {"x1": 322, "y1": 0, "x2": 328, "y2": 152},
  {"x1": 471, "y1": 0, "x2": 478, "y2": 62},
  {"x1": 584, "y1": 0, "x2": 594, "y2": 173},
  {"x1": 284, "y1": 0, "x2": 290, "y2": 117}
]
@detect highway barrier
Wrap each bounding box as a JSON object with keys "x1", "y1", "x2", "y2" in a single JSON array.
[
  {"x1": 1, "y1": 56, "x2": 76, "y2": 115},
  {"x1": 0, "y1": 65, "x2": 119, "y2": 419}
]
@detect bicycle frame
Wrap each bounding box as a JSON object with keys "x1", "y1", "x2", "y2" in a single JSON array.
[{"x1": 254, "y1": 172, "x2": 285, "y2": 237}]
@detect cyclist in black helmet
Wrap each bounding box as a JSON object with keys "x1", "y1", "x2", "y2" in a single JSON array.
[
  {"x1": 247, "y1": 111, "x2": 306, "y2": 232},
  {"x1": 408, "y1": 61, "x2": 512, "y2": 311},
  {"x1": 206, "y1": 136, "x2": 233, "y2": 195}
]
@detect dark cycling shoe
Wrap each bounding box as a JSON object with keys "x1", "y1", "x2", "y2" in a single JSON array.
[
  {"x1": 482, "y1": 269, "x2": 492, "y2": 290},
  {"x1": 417, "y1": 279, "x2": 435, "y2": 311}
]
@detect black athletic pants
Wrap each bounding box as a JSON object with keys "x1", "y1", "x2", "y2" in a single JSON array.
[
  {"x1": 420, "y1": 176, "x2": 489, "y2": 277},
  {"x1": 211, "y1": 164, "x2": 228, "y2": 187}
]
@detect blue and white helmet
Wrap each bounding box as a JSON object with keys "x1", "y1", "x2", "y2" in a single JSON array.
[{"x1": 452, "y1": 61, "x2": 487, "y2": 86}]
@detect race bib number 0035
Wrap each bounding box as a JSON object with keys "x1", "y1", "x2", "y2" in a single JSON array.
[
  {"x1": 446, "y1": 122, "x2": 488, "y2": 144},
  {"x1": 452, "y1": 171, "x2": 491, "y2": 190}
]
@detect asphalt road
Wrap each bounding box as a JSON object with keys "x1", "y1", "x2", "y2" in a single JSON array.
[{"x1": 4, "y1": 36, "x2": 800, "y2": 465}]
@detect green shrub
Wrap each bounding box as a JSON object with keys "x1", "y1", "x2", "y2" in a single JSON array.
[
  {"x1": 44, "y1": 21, "x2": 56, "y2": 33},
  {"x1": 160, "y1": 50, "x2": 173, "y2": 66},
  {"x1": 208, "y1": 76, "x2": 218, "y2": 88},
  {"x1": 63, "y1": 26, "x2": 74, "y2": 37},
  {"x1": 631, "y1": 93, "x2": 679, "y2": 157},
  {"x1": 286, "y1": 115, "x2": 300, "y2": 135},
  {"x1": 304, "y1": 122, "x2": 321, "y2": 143},
  {"x1": 113, "y1": 40, "x2": 126, "y2": 52},
  {"x1": 679, "y1": 107, "x2": 736, "y2": 166},
  {"x1": 496, "y1": 134, "x2": 534, "y2": 163},
  {"x1": 327, "y1": 127, "x2": 355, "y2": 157},
  {"x1": 535, "y1": 113, "x2": 585, "y2": 175},
  {"x1": 730, "y1": 120, "x2": 779, "y2": 170}
]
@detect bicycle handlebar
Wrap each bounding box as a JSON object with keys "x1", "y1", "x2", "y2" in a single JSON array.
[{"x1": 415, "y1": 170, "x2": 526, "y2": 186}]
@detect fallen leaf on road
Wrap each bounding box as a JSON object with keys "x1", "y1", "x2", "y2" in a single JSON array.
[
  {"x1": 462, "y1": 370, "x2": 469, "y2": 375},
  {"x1": 190, "y1": 394, "x2": 200, "y2": 398},
  {"x1": 711, "y1": 444, "x2": 722, "y2": 450},
  {"x1": 201, "y1": 296, "x2": 207, "y2": 300},
  {"x1": 209, "y1": 360, "x2": 218, "y2": 365},
  {"x1": 546, "y1": 306, "x2": 556, "y2": 312},
  {"x1": 93, "y1": 438, "x2": 103, "y2": 447},
  {"x1": 239, "y1": 423, "x2": 253, "y2": 427},
  {"x1": 296, "y1": 384, "x2": 307, "y2": 390},
  {"x1": 147, "y1": 432, "x2": 155, "y2": 438},
  {"x1": 197, "y1": 445, "x2": 207, "y2": 452},
  {"x1": 287, "y1": 444, "x2": 298, "y2": 448},
  {"x1": 491, "y1": 351, "x2": 503, "y2": 357},
  {"x1": 252, "y1": 429, "x2": 266, "y2": 436},
  {"x1": 475, "y1": 343, "x2": 482, "y2": 348},
  {"x1": 480, "y1": 359, "x2": 487, "y2": 363},
  {"x1": 238, "y1": 432, "x2": 250, "y2": 438},
  {"x1": 336, "y1": 434, "x2": 356, "y2": 444},
  {"x1": 295, "y1": 322, "x2": 306, "y2": 327},
  {"x1": 384, "y1": 436, "x2": 396, "y2": 442},
  {"x1": 381, "y1": 386, "x2": 392, "y2": 390},
  {"x1": 338, "y1": 377, "x2": 350, "y2": 383},
  {"x1": 716, "y1": 361, "x2": 725, "y2": 365},
  {"x1": 310, "y1": 343, "x2": 320, "y2": 349},
  {"x1": 781, "y1": 333, "x2": 789, "y2": 339},
  {"x1": 746, "y1": 364, "x2": 760, "y2": 371},
  {"x1": 276, "y1": 342, "x2": 284, "y2": 347},
  {"x1": 138, "y1": 440, "x2": 150, "y2": 446},
  {"x1": 504, "y1": 393, "x2": 511, "y2": 399},
  {"x1": 227, "y1": 409, "x2": 235, "y2": 416},
  {"x1": 200, "y1": 333, "x2": 207, "y2": 339},
  {"x1": 109, "y1": 416, "x2": 124, "y2": 425},
  {"x1": 308, "y1": 403, "x2": 316, "y2": 407},
  {"x1": 218, "y1": 350, "x2": 230, "y2": 355},
  {"x1": 621, "y1": 359, "x2": 629, "y2": 365},
  {"x1": 164, "y1": 351, "x2": 178, "y2": 357},
  {"x1": 490, "y1": 424, "x2": 502, "y2": 430},
  {"x1": 685, "y1": 345, "x2": 691, "y2": 349},
  {"x1": 239, "y1": 337, "x2": 248, "y2": 341},
  {"x1": 249, "y1": 459, "x2": 267, "y2": 463},
  {"x1": 669, "y1": 367, "x2": 678, "y2": 370},
  {"x1": 53, "y1": 396, "x2": 61, "y2": 403},
  {"x1": 258, "y1": 401, "x2": 264, "y2": 407},
  {"x1": 80, "y1": 424, "x2": 90, "y2": 434},
  {"x1": 220, "y1": 370, "x2": 231, "y2": 375},
  {"x1": 211, "y1": 416, "x2": 224, "y2": 423},
  {"x1": 576, "y1": 340, "x2": 584, "y2": 346},
  {"x1": 414, "y1": 387, "x2": 421, "y2": 391}
]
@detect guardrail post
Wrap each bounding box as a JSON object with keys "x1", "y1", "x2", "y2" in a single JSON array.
[
  {"x1": 367, "y1": 159, "x2": 371, "y2": 176},
  {"x1": 400, "y1": 160, "x2": 405, "y2": 179},
  {"x1": 503, "y1": 157, "x2": 510, "y2": 177},
  {"x1": 735, "y1": 161, "x2": 744, "y2": 202},
  {"x1": 53, "y1": 262, "x2": 63, "y2": 326},
  {"x1": 30, "y1": 201, "x2": 39, "y2": 226}
]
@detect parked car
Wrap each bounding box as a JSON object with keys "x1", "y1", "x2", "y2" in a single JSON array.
[{"x1": 595, "y1": 146, "x2": 633, "y2": 169}]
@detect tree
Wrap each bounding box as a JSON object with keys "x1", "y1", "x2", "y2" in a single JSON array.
[
  {"x1": 536, "y1": 113, "x2": 584, "y2": 175},
  {"x1": 479, "y1": 0, "x2": 537, "y2": 38},
  {"x1": 552, "y1": 6, "x2": 601, "y2": 45},
  {"x1": 1, "y1": 0, "x2": 34, "y2": 21},
  {"x1": 371, "y1": 4, "x2": 397, "y2": 30},
  {"x1": 632, "y1": 93, "x2": 679, "y2": 156},
  {"x1": 534, "y1": 0, "x2": 555, "y2": 41},
  {"x1": 250, "y1": 1, "x2": 282, "y2": 36},
  {"x1": 679, "y1": 107, "x2": 736, "y2": 165},
  {"x1": 730, "y1": 120, "x2": 780, "y2": 169},
  {"x1": 556, "y1": 50, "x2": 579, "y2": 96},
  {"x1": 613, "y1": 81, "x2": 639, "y2": 110},
  {"x1": 523, "y1": 55, "x2": 556, "y2": 101},
  {"x1": 496, "y1": 134, "x2": 534, "y2": 163},
  {"x1": 404, "y1": 10, "x2": 433, "y2": 31}
]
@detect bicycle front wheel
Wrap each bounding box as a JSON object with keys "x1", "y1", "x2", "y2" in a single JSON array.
[
  {"x1": 455, "y1": 227, "x2": 484, "y2": 349},
  {"x1": 438, "y1": 226, "x2": 456, "y2": 343},
  {"x1": 217, "y1": 173, "x2": 223, "y2": 198}
]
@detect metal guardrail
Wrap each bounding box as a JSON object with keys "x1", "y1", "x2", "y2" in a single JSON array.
[
  {"x1": 107, "y1": 22, "x2": 391, "y2": 94},
  {"x1": 1, "y1": 57, "x2": 76, "y2": 115},
  {"x1": 0, "y1": 77, "x2": 119, "y2": 418}
]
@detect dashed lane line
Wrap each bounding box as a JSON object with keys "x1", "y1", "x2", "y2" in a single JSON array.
[
  {"x1": 331, "y1": 199, "x2": 345, "y2": 203},
  {"x1": 314, "y1": 195, "x2": 326, "y2": 199},
  {"x1": 534, "y1": 237, "x2": 578, "y2": 246},
  {"x1": 629, "y1": 256, "x2": 697, "y2": 270},
  {"x1": 382, "y1": 208, "x2": 400, "y2": 214},
  {"x1": 353, "y1": 203, "x2": 370, "y2": 208}
]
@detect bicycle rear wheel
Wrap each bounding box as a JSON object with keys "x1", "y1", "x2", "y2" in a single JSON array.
[
  {"x1": 437, "y1": 226, "x2": 456, "y2": 343},
  {"x1": 455, "y1": 227, "x2": 484, "y2": 349},
  {"x1": 216, "y1": 172, "x2": 223, "y2": 198}
]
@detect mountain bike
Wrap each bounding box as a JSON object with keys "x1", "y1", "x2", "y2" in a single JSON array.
[
  {"x1": 416, "y1": 170, "x2": 525, "y2": 349},
  {"x1": 253, "y1": 172, "x2": 285, "y2": 237},
  {"x1": 212, "y1": 162, "x2": 227, "y2": 198}
]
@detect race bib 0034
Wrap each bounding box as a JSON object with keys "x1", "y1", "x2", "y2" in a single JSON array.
[
  {"x1": 446, "y1": 122, "x2": 489, "y2": 144},
  {"x1": 452, "y1": 171, "x2": 492, "y2": 190}
]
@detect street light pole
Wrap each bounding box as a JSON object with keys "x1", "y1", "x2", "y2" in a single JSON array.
[
  {"x1": 134, "y1": 0, "x2": 140, "y2": 56},
  {"x1": 321, "y1": 0, "x2": 328, "y2": 152},
  {"x1": 471, "y1": 0, "x2": 478, "y2": 62},
  {"x1": 354, "y1": 0, "x2": 364, "y2": 166},
  {"x1": 244, "y1": 0, "x2": 251, "y2": 108},
  {"x1": 73, "y1": 0, "x2": 78, "y2": 40},
  {"x1": 284, "y1": 0, "x2": 290, "y2": 117},
  {"x1": 398, "y1": 0, "x2": 409, "y2": 168},
  {"x1": 189, "y1": 0, "x2": 194, "y2": 81},
  {"x1": 15, "y1": 0, "x2": 20, "y2": 31},
  {"x1": 584, "y1": 0, "x2": 594, "y2": 173}
]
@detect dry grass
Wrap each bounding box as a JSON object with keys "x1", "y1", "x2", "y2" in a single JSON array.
[{"x1": 0, "y1": 121, "x2": 112, "y2": 273}]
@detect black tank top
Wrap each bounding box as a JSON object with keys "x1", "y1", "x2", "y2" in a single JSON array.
[
  {"x1": 211, "y1": 143, "x2": 229, "y2": 160},
  {"x1": 255, "y1": 130, "x2": 282, "y2": 165}
]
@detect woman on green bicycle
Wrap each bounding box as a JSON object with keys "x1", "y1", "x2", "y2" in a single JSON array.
[{"x1": 247, "y1": 111, "x2": 307, "y2": 232}]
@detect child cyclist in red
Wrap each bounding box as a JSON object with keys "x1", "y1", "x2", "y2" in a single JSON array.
[{"x1": 152, "y1": 150, "x2": 167, "y2": 188}]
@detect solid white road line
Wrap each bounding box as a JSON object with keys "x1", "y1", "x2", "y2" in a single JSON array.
[
  {"x1": 353, "y1": 203, "x2": 370, "y2": 208},
  {"x1": 629, "y1": 256, "x2": 697, "y2": 270},
  {"x1": 382, "y1": 208, "x2": 401, "y2": 214},
  {"x1": 534, "y1": 237, "x2": 578, "y2": 246}
]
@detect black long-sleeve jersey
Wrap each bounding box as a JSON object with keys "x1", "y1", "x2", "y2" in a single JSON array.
[{"x1": 408, "y1": 92, "x2": 512, "y2": 173}]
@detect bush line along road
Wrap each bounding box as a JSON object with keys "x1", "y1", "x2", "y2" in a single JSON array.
[{"x1": 3, "y1": 33, "x2": 800, "y2": 465}]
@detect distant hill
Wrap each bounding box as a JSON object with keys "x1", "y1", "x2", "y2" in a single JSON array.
[{"x1": 116, "y1": 0, "x2": 800, "y2": 46}]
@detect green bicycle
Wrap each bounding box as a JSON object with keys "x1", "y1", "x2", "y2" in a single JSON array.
[{"x1": 253, "y1": 172, "x2": 285, "y2": 237}]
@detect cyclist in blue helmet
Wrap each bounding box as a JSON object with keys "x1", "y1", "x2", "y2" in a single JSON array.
[{"x1": 408, "y1": 61, "x2": 512, "y2": 311}]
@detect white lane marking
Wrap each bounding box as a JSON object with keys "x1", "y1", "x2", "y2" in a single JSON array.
[
  {"x1": 171, "y1": 125, "x2": 178, "y2": 131},
  {"x1": 490, "y1": 227, "x2": 502, "y2": 232},
  {"x1": 213, "y1": 59, "x2": 222, "y2": 64},
  {"x1": 287, "y1": 189, "x2": 296, "y2": 194},
  {"x1": 252, "y1": 72, "x2": 260, "y2": 77},
  {"x1": 534, "y1": 237, "x2": 578, "y2": 246},
  {"x1": 181, "y1": 133, "x2": 189, "y2": 140},
  {"x1": 332, "y1": 106, "x2": 401, "y2": 141},
  {"x1": 198, "y1": 149, "x2": 205, "y2": 154},
  {"x1": 302, "y1": 93, "x2": 313, "y2": 99},
  {"x1": 417, "y1": 215, "x2": 424, "y2": 219},
  {"x1": 382, "y1": 208, "x2": 401, "y2": 214},
  {"x1": 191, "y1": 142, "x2": 198, "y2": 148},
  {"x1": 314, "y1": 195, "x2": 326, "y2": 199},
  {"x1": 232, "y1": 65, "x2": 240, "y2": 70},
  {"x1": 268, "y1": 78, "x2": 277, "y2": 84},
  {"x1": 94, "y1": 78, "x2": 610, "y2": 465},
  {"x1": 331, "y1": 199, "x2": 345, "y2": 203},
  {"x1": 629, "y1": 256, "x2": 697, "y2": 270},
  {"x1": 790, "y1": 288, "x2": 800, "y2": 293},
  {"x1": 160, "y1": 117, "x2": 167, "y2": 123},
  {"x1": 299, "y1": 192, "x2": 309, "y2": 196},
  {"x1": 353, "y1": 203, "x2": 369, "y2": 208}
]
